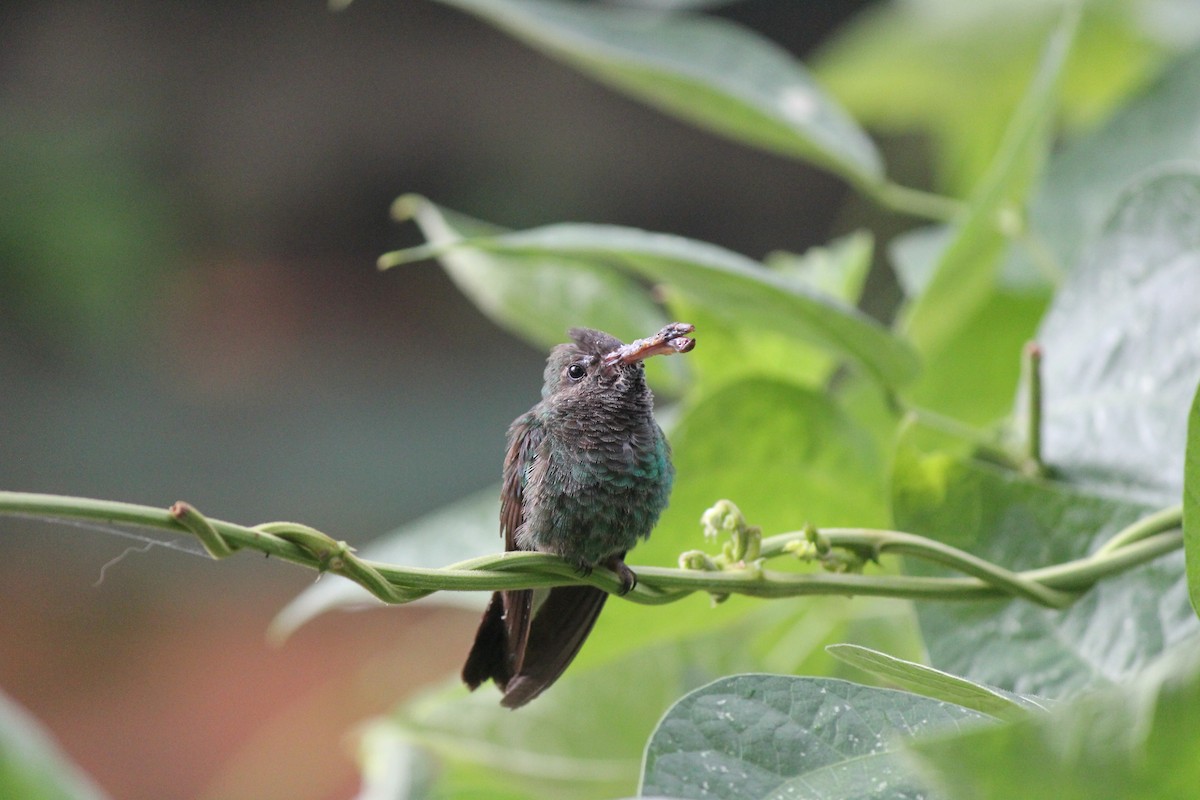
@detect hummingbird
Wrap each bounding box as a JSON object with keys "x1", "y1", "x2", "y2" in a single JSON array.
[{"x1": 462, "y1": 322, "x2": 696, "y2": 708}]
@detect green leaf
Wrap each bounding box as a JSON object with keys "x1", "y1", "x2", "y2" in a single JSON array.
[
  {"x1": 825, "y1": 643, "x2": 1042, "y2": 722},
  {"x1": 1037, "y1": 169, "x2": 1200, "y2": 503},
  {"x1": 391, "y1": 195, "x2": 678, "y2": 390},
  {"x1": 906, "y1": 289, "x2": 1049, "y2": 425},
  {"x1": 1185, "y1": 380, "x2": 1200, "y2": 618},
  {"x1": 383, "y1": 222, "x2": 919, "y2": 387},
  {"x1": 431, "y1": 0, "x2": 882, "y2": 186},
  {"x1": 912, "y1": 638, "x2": 1200, "y2": 800},
  {"x1": 893, "y1": 167, "x2": 1200, "y2": 699},
  {"x1": 376, "y1": 629, "x2": 765, "y2": 800},
  {"x1": 814, "y1": 0, "x2": 1169, "y2": 196},
  {"x1": 900, "y1": 5, "x2": 1078, "y2": 356},
  {"x1": 0, "y1": 690, "x2": 108, "y2": 800},
  {"x1": 641, "y1": 674, "x2": 987, "y2": 800},
  {"x1": 764, "y1": 231, "x2": 874, "y2": 305},
  {"x1": 1013, "y1": 47, "x2": 1200, "y2": 283},
  {"x1": 269, "y1": 487, "x2": 500, "y2": 642},
  {"x1": 892, "y1": 221, "x2": 1050, "y2": 425},
  {"x1": 647, "y1": 378, "x2": 888, "y2": 562},
  {"x1": 893, "y1": 422, "x2": 1197, "y2": 699},
  {"x1": 664, "y1": 232, "x2": 873, "y2": 392}
]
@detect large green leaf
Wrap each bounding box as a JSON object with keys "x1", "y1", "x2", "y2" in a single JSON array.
[
  {"x1": 641, "y1": 674, "x2": 987, "y2": 800},
  {"x1": 1185, "y1": 380, "x2": 1200, "y2": 617},
  {"x1": 431, "y1": 0, "x2": 882, "y2": 186},
  {"x1": 370, "y1": 628, "x2": 766, "y2": 800},
  {"x1": 383, "y1": 222, "x2": 919, "y2": 387},
  {"x1": 0, "y1": 690, "x2": 108, "y2": 800},
  {"x1": 893, "y1": 168, "x2": 1200, "y2": 698},
  {"x1": 667, "y1": 232, "x2": 874, "y2": 393},
  {"x1": 893, "y1": 430, "x2": 1194, "y2": 698},
  {"x1": 1013, "y1": 46, "x2": 1200, "y2": 282},
  {"x1": 899, "y1": 5, "x2": 1077, "y2": 356},
  {"x1": 814, "y1": 0, "x2": 1171, "y2": 195},
  {"x1": 906, "y1": 289, "x2": 1049, "y2": 425},
  {"x1": 390, "y1": 195, "x2": 679, "y2": 391},
  {"x1": 1037, "y1": 170, "x2": 1200, "y2": 502},
  {"x1": 912, "y1": 638, "x2": 1200, "y2": 800}
]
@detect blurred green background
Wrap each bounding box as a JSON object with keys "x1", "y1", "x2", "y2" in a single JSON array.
[{"x1": 0, "y1": 2, "x2": 870, "y2": 798}]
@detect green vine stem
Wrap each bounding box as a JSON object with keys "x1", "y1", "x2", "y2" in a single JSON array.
[
  {"x1": 867, "y1": 180, "x2": 966, "y2": 222},
  {"x1": 1019, "y1": 341, "x2": 1045, "y2": 477},
  {"x1": 0, "y1": 491, "x2": 1183, "y2": 610}
]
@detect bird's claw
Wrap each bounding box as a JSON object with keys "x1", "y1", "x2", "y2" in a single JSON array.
[{"x1": 605, "y1": 557, "x2": 638, "y2": 596}]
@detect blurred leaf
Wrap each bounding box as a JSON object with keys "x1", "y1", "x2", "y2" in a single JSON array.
[
  {"x1": 667, "y1": 231, "x2": 874, "y2": 391},
  {"x1": 764, "y1": 230, "x2": 874, "y2": 303},
  {"x1": 891, "y1": 223, "x2": 1050, "y2": 295},
  {"x1": 900, "y1": 5, "x2": 1077, "y2": 356},
  {"x1": 1012, "y1": 46, "x2": 1200, "y2": 283},
  {"x1": 814, "y1": 0, "x2": 1171, "y2": 195},
  {"x1": 889, "y1": 224, "x2": 947, "y2": 300},
  {"x1": 374, "y1": 628, "x2": 764, "y2": 800},
  {"x1": 889, "y1": 221, "x2": 1052, "y2": 424},
  {"x1": 1036, "y1": 169, "x2": 1200, "y2": 503},
  {"x1": 270, "y1": 487, "x2": 499, "y2": 642},
  {"x1": 908, "y1": 288, "x2": 1049, "y2": 426},
  {"x1": 392, "y1": 194, "x2": 685, "y2": 391},
  {"x1": 432, "y1": 0, "x2": 883, "y2": 185},
  {"x1": 383, "y1": 222, "x2": 919, "y2": 387},
  {"x1": 0, "y1": 123, "x2": 174, "y2": 355},
  {"x1": 641, "y1": 674, "x2": 987, "y2": 800},
  {"x1": 1185, "y1": 380, "x2": 1200, "y2": 618},
  {"x1": 748, "y1": 597, "x2": 924, "y2": 681},
  {"x1": 826, "y1": 644, "x2": 1044, "y2": 721},
  {"x1": 0, "y1": 690, "x2": 108, "y2": 800},
  {"x1": 354, "y1": 728, "x2": 436, "y2": 800},
  {"x1": 912, "y1": 638, "x2": 1200, "y2": 800},
  {"x1": 658, "y1": 379, "x2": 888, "y2": 537},
  {"x1": 608, "y1": 0, "x2": 748, "y2": 10}
]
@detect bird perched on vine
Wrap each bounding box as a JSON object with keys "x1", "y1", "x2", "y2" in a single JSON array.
[{"x1": 462, "y1": 323, "x2": 696, "y2": 708}]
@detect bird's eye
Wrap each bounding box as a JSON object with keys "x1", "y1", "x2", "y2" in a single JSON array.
[{"x1": 567, "y1": 363, "x2": 587, "y2": 381}]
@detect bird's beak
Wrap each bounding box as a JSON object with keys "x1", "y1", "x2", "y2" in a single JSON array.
[{"x1": 602, "y1": 322, "x2": 696, "y2": 367}]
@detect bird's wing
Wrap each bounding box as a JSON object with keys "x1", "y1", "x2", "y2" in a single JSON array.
[
  {"x1": 465, "y1": 412, "x2": 613, "y2": 707},
  {"x1": 501, "y1": 411, "x2": 540, "y2": 552},
  {"x1": 462, "y1": 413, "x2": 542, "y2": 691},
  {"x1": 500, "y1": 413, "x2": 542, "y2": 673}
]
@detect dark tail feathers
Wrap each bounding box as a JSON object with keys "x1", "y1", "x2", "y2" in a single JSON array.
[{"x1": 461, "y1": 584, "x2": 608, "y2": 709}]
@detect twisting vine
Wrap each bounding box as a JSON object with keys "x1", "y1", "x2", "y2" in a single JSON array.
[{"x1": 0, "y1": 491, "x2": 1182, "y2": 610}]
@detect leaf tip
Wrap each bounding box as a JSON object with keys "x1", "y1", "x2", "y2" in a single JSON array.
[{"x1": 390, "y1": 193, "x2": 426, "y2": 223}]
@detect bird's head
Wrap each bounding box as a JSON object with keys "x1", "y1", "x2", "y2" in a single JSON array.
[{"x1": 540, "y1": 323, "x2": 695, "y2": 403}]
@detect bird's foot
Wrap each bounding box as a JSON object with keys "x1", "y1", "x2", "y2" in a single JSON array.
[{"x1": 603, "y1": 555, "x2": 638, "y2": 596}]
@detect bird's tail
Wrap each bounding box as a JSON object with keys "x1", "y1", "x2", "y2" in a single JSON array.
[{"x1": 462, "y1": 585, "x2": 608, "y2": 709}]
